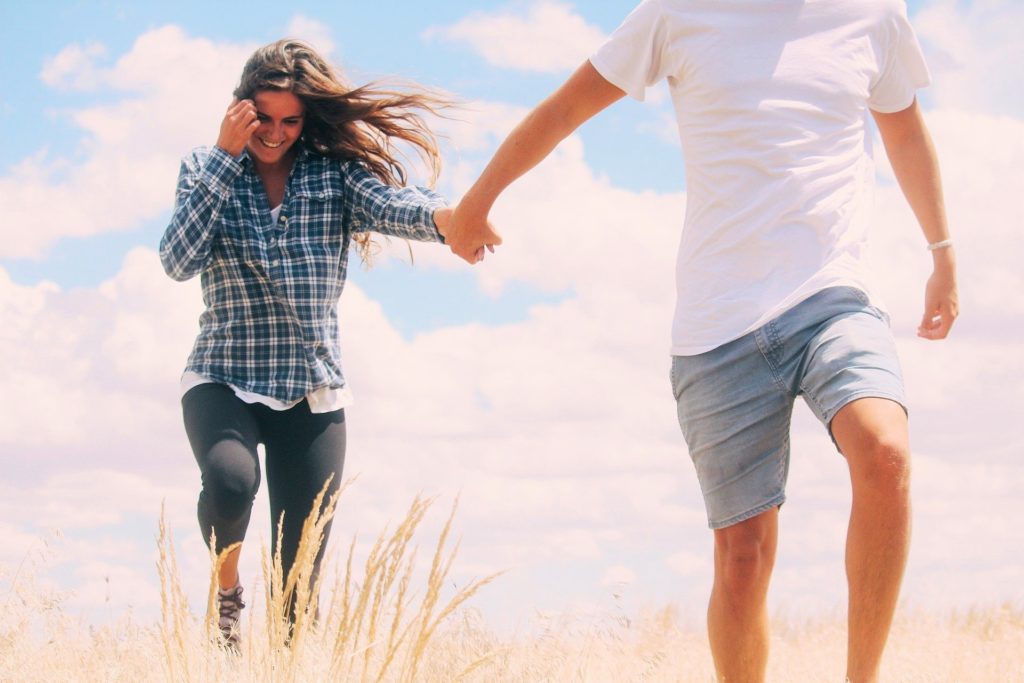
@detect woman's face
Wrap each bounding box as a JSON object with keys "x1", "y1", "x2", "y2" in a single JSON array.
[{"x1": 247, "y1": 89, "x2": 305, "y2": 166}]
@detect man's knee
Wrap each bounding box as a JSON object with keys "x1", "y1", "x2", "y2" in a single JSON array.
[
  {"x1": 714, "y1": 512, "x2": 777, "y2": 592},
  {"x1": 833, "y1": 399, "x2": 911, "y2": 491},
  {"x1": 848, "y1": 429, "x2": 911, "y2": 492}
]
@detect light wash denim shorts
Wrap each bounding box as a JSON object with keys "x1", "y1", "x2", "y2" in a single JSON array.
[{"x1": 670, "y1": 287, "x2": 907, "y2": 529}]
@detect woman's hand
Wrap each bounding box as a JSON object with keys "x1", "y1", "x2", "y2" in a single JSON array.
[{"x1": 216, "y1": 98, "x2": 259, "y2": 157}]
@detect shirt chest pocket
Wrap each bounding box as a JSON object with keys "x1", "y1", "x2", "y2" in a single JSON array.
[
  {"x1": 286, "y1": 185, "x2": 346, "y2": 239},
  {"x1": 280, "y1": 186, "x2": 348, "y2": 269}
]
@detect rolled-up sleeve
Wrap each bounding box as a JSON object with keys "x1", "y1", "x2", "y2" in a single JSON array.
[
  {"x1": 159, "y1": 146, "x2": 242, "y2": 281},
  {"x1": 868, "y1": 3, "x2": 931, "y2": 113},
  {"x1": 589, "y1": 0, "x2": 668, "y2": 102},
  {"x1": 343, "y1": 161, "x2": 447, "y2": 243}
]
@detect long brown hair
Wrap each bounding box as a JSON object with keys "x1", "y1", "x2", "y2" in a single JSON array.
[{"x1": 234, "y1": 39, "x2": 450, "y2": 261}]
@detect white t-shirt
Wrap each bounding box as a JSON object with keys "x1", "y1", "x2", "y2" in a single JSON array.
[{"x1": 590, "y1": 0, "x2": 930, "y2": 355}]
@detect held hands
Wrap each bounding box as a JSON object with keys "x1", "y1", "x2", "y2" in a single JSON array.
[
  {"x1": 216, "y1": 98, "x2": 259, "y2": 157},
  {"x1": 434, "y1": 206, "x2": 493, "y2": 261},
  {"x1": 444, "y1": 199, "x2": 502, "y2": 264},
  {"x1": 918, "y1": 254, "x2": 959, "y2": 340}
]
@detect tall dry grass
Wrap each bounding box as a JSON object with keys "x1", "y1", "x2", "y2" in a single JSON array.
[
  {"x1": 154, "y1": 481, "x2": 502, "y2": 682},
  {"x1": 1, "y1": 489, "x2": 1022, "y2": 682}
]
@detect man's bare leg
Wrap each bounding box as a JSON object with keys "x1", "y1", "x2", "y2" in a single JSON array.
[
  {"x1": 708, "y1": 507, "x2": 778, "y2": 683},
  {"x1": 832, "y1": 398, "x2": 911, "y2": 683}
]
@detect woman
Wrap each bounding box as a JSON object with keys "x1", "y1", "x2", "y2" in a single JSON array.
[{"x1": 159, "y1": 39, "x2": 460, "y2": 648}]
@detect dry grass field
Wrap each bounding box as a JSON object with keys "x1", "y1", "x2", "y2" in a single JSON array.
[{"x1": 2, "y1": 490, "x2": 1022, "y2": 682}]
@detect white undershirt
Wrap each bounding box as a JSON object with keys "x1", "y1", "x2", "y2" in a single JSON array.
[
  {"x1": 180, "y1": 370, "x2": 353, "y2": 412},
  {"x1": 178, "y1": 203, "x2": 353, "y2": 413}
]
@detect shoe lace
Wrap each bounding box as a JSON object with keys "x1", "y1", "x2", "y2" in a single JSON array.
[{"x1": 219, "y1": 586, "x2": 245, "y2": 625}]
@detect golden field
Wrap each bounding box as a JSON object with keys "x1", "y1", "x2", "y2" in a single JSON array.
[{"x1": 2, "y1": 489, "x2": 1022, "y2": 682}]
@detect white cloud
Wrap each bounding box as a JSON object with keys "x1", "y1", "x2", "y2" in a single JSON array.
[
  {"x1": 40, "y1": 42, "x2": 108, "y2": 91},
  {"x1": 2, "y1": 26, "x2": 251, "y2": 260},
  {"x1": 666, "y1": 551, "x2": 708, "y2": 579},
  {"x1": 284, "y1": 15, "x2": 336, "y2": 57},
  {"x1": 424, "y1": 1, "x2": 607, "y2": 73},
  {"x1": 0, "y1": 249, "x2": 201, "y2": 452},
  {"x1": 914, "y1": 0, "x2": 1024, "y2": 116},
  {"x1": 0, "y1": 522, "x2": 50, "y2": 564},
  {"x1": 601, "y1": 564, "x2": 636, "y2": 587}
]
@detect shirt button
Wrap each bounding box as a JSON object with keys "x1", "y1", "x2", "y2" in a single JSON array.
[{"x1": 270, "y1": 259, "x2": 279, "y2": 267}]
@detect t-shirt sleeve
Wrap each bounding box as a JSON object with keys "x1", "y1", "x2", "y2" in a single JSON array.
[
  {"x1": 589, "y1": 0, "x2": 668, "y2": 102},
  {"x1": 868, "y1": 2, "x2": 931, "y2": 113}
]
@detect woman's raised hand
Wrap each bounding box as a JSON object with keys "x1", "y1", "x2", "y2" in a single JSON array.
[{"x1": 216, "y1": 98, "x2": 259, "y2": 157}]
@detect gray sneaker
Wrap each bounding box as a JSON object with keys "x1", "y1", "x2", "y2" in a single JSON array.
[{"x1": 217, "y1": 583, "x2": 245, "y2": 651}]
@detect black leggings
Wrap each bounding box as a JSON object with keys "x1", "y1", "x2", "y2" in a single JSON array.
[{"x1": 181, "y1": 383, "x2": 346, "y2": 592}]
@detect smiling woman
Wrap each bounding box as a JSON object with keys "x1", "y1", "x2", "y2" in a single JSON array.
[
  {"x1": 248, "y1": 91, "x2": 305, "y2": 165},
  {"x1": 157, "y1": 38, "x2": 462, "y2": 650}
]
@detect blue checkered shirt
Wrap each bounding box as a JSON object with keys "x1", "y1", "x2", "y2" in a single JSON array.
[{"x1": 160, "y1": 145, "x2": 446, "y2": 402}]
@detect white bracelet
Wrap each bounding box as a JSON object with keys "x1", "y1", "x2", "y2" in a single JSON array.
[{"x1": 927, "y1": 239, "x2": 953, "y2": 251}]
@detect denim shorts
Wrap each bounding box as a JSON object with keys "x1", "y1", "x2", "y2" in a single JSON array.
[{"x1": 670, "y1": 287, "x2": 907, "y2": 529}]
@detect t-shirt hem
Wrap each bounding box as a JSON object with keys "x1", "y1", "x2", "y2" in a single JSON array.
[
  {"x1": 867, "y1": 79, "x2": 931, "y2": 113},
  {"x1": 669, "y1": 282, "x2": 882, "y2": 357}
]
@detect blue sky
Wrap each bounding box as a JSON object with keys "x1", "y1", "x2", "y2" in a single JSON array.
[
  {"x1": 1, "y1": 1, "x2": 676, "y2": 336},
  {"x1": 1, "y1": 0, "x2": 1022, "y2": 634},
  {"x1": 1, "y1": 2, "x2": 670, "y2": 288}
]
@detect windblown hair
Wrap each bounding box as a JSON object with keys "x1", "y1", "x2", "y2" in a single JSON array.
[{"x1": 234, "y1": 39, "x2": 450, "y2": 262}]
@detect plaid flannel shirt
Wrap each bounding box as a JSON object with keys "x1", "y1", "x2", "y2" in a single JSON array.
[{"x1": 160, "y1": 145, "x2": 446, "y2": 402}]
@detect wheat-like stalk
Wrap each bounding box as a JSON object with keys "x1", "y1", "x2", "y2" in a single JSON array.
[
  {"x1": 327, "y1": 496, "x2": 431, "y2": 679},
  {"x1": 156, "y1": 502, "x2": 191, "y2": 682},
  {"x1": 403, "y1": 497, "x2": 504, "y2": 682}
]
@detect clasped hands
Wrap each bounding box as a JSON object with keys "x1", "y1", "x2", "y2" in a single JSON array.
[{"x1": 433, "y1": 201, "x2": 502, "y2": 265}]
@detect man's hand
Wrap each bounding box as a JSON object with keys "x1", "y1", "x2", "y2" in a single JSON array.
[
  {"x1": 437, "y1": 61, "x2": 622, "y2": 265},
  {"x1": 216, "y1": 98, "x2": 259, "y2": 158},
  {"x1": 873, "y1": 101, "x2": 959, "y2": 341},
  {"x1": 445, "y1": 199, "x2": 502, "y2": 264},
  {"x1": 918, "y1": 252, "x2": 958, "y2": 340}
]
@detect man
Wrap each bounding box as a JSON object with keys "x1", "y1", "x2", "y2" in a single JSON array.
[{"x1": 445, "y1": 1, "x2": 957, "y2": 681}]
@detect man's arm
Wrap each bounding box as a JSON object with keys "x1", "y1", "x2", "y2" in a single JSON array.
[
  {"x1": 872, "y1": 99, "x2": 958, "y2": 340},
  {"x1": 446, "y1": 61, "x2": 627, "y2": 263}
]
